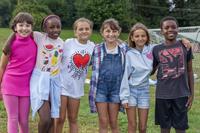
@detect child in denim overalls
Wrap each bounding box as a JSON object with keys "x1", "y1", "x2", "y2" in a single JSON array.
[{"x1": 89, "y1": 18, "x2": 128, "y2": 133}]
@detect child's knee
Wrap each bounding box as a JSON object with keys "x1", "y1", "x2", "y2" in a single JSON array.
[
  {"x1": 68, "y1": 115, "x2": 77, "y2": 124},
  {"x1": 40, "y1": 116, "x2": 51, "y2": 126},
  {"x1": 58, "y1": 115, "x2": 66, "y2": 124}
]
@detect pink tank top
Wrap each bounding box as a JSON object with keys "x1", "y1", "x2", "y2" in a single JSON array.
[{"x1": 2, "y1": 34, "x2": 37, "y2": 96}]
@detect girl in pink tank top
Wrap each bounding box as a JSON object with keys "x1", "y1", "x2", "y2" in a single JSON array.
[{"x1": 0, "y1": 12, "x2": 37, "y2": 133}]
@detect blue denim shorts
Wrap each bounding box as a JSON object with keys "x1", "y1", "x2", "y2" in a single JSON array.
[
  {"x1": 95, "y1": 79, "x2": 120, "y2": 103},
  {"x1": 128, "y1": 86, "x2": 150, "y2": 108}
]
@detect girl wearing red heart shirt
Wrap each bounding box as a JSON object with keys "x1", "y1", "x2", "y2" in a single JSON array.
[{"x1": 57, "y1": 18, "x2": 95, "y2": 133}]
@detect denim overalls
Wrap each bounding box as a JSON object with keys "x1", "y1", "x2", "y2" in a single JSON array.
[{"x1": 95, "y1": 44, "x2": 123, "y2": 103}]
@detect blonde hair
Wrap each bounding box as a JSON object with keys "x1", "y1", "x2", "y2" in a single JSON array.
[
  {"x1": 73, "y1": 17, "x2": 93, "y2": 31},
  {"x1": 128, "y1": 23, "x2": 150, "y2": 48}
]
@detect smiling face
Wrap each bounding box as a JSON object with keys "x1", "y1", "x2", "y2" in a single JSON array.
[
  {"x1": 131, "y1": 29, "x2": 148, "y2": 50},
  {"x1": 74, "y1": 21, "x2": 92, "y2": 44},
  {"x1": 161, "y1": 20, "x2": 178, "y2": 43},
  {"x1": 14, "y1": 21, "x2": 32, "y2": 37},
  {"x1": 45, "y1": 17, "x2": 61, "y2": 39},
  {"x1": 101, "y1": 24, "x2": 120, "y2": 45}
]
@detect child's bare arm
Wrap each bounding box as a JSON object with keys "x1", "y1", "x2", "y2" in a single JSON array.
[
  {"x1": 186, "y1": 59, "x2": 194, "y2": 110},
  {"x1": 181, "y1": 38, "x2": 193, "y2": 50},
  {"x1": 0, "y1": 53, "x2": 9, "y2": 100},
  {"x1": 2, "y1": 32, "x2": 15, "y2": 55}
]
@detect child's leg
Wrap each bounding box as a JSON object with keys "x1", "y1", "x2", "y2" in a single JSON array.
[
  {"x1": 67, "y1": 97, "x2": 80, "y2": 133},
  {"x1": 175, "y1": 129, "x2": 186, "y2": 133},
  {"x1": 57, "y1": 95, "x2": 68, "y2": 133},
  {"x1": 161, "y1": 128, "x2": 170, "y2": 133},
  {"x1": 126, "y1": 107, "x2": 137, "y2": 133},
  {"x1": 172, "y1": 97, "x2": 188, "y2": 133},
  {"x1": 18, "y1": 96, "x2": 30, "y2": 133},
  {"x1": 51, "y1": 118, "x2": 59, "y2": 133},
  {"x1": 108, "y1": 103, "x2": 120, "y2": 133},
  {"x1": 138, "y1": 108, "x2": 149, "y2": 133},
  {"x1": 3, "y1": 94, "x2": 19, "y2": 133},
  {"x1": 38, "y1": 101, "x2": 51, "y2": 133},
  {"x1": 96, "y1": 102, "x2": 109, "y2": 133}
]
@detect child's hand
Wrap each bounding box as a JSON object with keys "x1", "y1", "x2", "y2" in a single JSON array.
[
  {"x1": 181, "y1": 38, "x2": 192, "y2": 50},
  {"x1": 185, "y1": 95, "x2": 194, "y2": 110},
  {"x1": 122, "y1": 103, "x2": 129, "y2": 109}
]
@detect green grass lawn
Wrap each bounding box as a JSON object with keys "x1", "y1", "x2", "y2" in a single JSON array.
[{"x1": 0, "y1": 28, "x2": 200, "y2": 133}]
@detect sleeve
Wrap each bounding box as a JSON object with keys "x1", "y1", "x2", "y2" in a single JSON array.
[
  {"x1": 89, "y1": 49, "x2": 95, "y2": 66},
  {"x1": 187, "y1": 48, "x2": 193, "y2": 62},
  {"x1": 150, "y1": 43, "x2": 157, "y2": 48},
  {"x1": 152, "y1": 46, "x2": 159, "y2": 69},
  {"x1": 33, "y1": 31, "x2": 43, "y2": 45},
  {"x1": 120, "y1": 53, "x2": 131, "y2": 104},
  {"x1": 91, "y1": 46, "x2": 99, "y2": 71},
  {"x1": 89, "y1": 42, "x2": 95, "y2": 66},
  {"x1": 61, "y1": 40, "x2": 69, "y2": 69}
]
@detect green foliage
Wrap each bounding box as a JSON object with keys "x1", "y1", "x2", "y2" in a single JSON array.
[
  {"x1": 75, "y1": 0, "x2": 136, "y2": 32},
  {"x1": 36, "y1": 0, "x2": 76, "y2": 28},
  {"x1": 0, "y1": 0, "x2": 12, "y2": 27},
  {"x1": 12, "y1": 1, "x2": 52, "y2": 31},
  {"x1": 1, "y1": 0, "x2": 200, "y2": 30}
]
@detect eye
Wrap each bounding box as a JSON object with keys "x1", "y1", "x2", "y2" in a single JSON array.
[
  {"x1": 85, "y1": 27, "x2": 90, "y2": 31},
  {"x1": 18, "y1": 23, "x2": 23, "y2": 27},
  {"x1": 142, "y1": 35, "x2": 146, "y2": 38},
  {"x1": 56, "y1": 25, "x2": 61, "y2": 29},
  {"x1": 164, "y1": 26, "x2": 169, "y2": 30},
  {"x1": 113, "y1": 30, "x2": 118, "y2": 33},
  {"x1": 26, "y1": 24, "x2": 32, "y2": 28},
  {"x1": 78, "y1": 28, "x2": 84, "y2": 31},
  {"x1": 134, "y1": 34, "x2": 139, "y2": 38}
]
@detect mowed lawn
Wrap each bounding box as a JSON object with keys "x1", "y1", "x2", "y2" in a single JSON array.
[{"x1": 0, "y1": 28, "x2": 200, "y2": 133}]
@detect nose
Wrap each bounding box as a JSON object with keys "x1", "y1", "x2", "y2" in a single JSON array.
[
  {"x1": 168, "y1": 27, "x2": 174, "y2": 32},
  {"x1": 138, "y1": 36, "x2": 143, "y2": 40},
  {"x1": 53, "y1": 27, "x2": 60, "y2": 32},
  {"x1": 22, "y1": 25, "x2": 27, "y2": 30},
  {"x1": 109, "y1": 31, "x2": 114, "y2": 36}
]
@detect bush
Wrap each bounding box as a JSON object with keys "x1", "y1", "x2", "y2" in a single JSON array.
[
  {"x1": 12, "y1": 1, "x2": 52, "y2": 31},
  {"x1": 0, "y1": 0, "x2": 12, "y2": 27}
]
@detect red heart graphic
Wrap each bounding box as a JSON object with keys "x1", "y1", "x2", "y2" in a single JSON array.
[{"x1": 73, "y1": 53, "x2": 90, "y2": 68}]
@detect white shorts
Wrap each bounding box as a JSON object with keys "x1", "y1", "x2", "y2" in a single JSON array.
[{"x1": 30, "y1": 68, "x2": 61, "y2": 118}]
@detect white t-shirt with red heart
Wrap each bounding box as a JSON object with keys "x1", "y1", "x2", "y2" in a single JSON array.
[{"x1": 61, "y1": 38, "x2": 95, "y2": 98}]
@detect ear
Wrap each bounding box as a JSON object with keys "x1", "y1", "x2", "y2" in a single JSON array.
[
  {"x1": 13, "y1": 26, "x2": 17, "y2": 32},
  {"x1": 130, "y1": 35, "x2": 134, "y2": 42},
  {"x1": 43, "y1": 26, "x2": 47, "y2": 32},
  {"x1": 161, "y1": 29, "x2": 164, "y2": 35},
  {"x1": 74, "y1": 30, "x2": 78, "y2": 37}
]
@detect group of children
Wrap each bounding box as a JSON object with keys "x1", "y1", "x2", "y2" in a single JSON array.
[{"x1": 0, "y1": 11, "x2": 194, "y2": 133}]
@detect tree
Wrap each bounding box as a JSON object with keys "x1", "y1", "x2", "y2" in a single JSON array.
[
  {"x1": 37, "y1": 0, "x2": 76, "y2": 28},
  {"x1": 0, "y1": 0, "x2": 12, "y2": 27},
  {"x1": 12, "y1": 1, "x2": 51, "y2": 30},
  {"x1": 75, "y1": 0, "x2": 136, "y2": 31}
]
